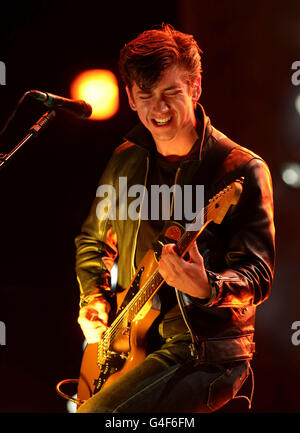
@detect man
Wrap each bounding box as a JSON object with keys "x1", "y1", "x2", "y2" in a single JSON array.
[{"x1": 75, "y1": 24, "x2": 275, "y2": 413}]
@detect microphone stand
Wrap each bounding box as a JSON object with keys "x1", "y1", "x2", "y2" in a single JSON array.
[{"x1": 0, "y1": 109, "x2": 56, "y2": 171}]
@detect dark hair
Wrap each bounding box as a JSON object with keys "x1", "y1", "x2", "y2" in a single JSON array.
[{"x1": 119, "y1": 24, "x2": 203, "y2": 92}]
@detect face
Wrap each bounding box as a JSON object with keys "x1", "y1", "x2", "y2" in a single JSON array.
[{"x1": 126, "y1": 65, "x2": 201, "y2": 155}]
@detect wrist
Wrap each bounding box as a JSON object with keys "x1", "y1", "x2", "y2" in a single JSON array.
[{"x1": 79, "y1": 292, "x2": 106, "y2": 308}]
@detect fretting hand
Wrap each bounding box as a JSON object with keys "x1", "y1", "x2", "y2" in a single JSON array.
[{"x1": 158, "y1": 241, "x2": 212, "y2": 299}]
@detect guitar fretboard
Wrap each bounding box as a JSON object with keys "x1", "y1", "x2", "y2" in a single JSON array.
[
  {"x1": 107, "y1": 269, "x2": 163, "y2": 346},
  {"x1": 107, "y1": 203, "x2": 212, "y2": 344}
]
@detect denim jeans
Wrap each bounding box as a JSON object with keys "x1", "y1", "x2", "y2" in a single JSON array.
[{"x1": 77, "y1": 333, "x2": 250, "y2": 413}]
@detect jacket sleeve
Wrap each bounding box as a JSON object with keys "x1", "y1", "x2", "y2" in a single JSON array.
[
  {"x1": 204, "y1": 157, "x2": 275, "y2": 308},
  {"x1": 75, "y1": 160, "x2": 119, "y2": 307},
  {"x1": 75, "y1": 216, "x2": 118, "y2": 308}
]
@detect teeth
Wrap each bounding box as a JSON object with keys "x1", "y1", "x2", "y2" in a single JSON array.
[{"x1": 154, "y1": 116, "x2": 171, "y2": 125}]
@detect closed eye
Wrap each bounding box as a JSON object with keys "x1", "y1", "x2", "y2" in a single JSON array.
[{"x1": 165, "y1": 90, "x2": 182, "y2": 97}]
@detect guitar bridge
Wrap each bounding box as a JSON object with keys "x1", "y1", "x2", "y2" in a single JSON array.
[
  {"x1": 107, "y1": 350, "x2": 128, "y2": 360},
  {"x1": 93, "y1": 351, "x2": 128, "y2": 394}
]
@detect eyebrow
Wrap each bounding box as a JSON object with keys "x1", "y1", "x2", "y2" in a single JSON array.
[
  {"x1": 163, "y1": 85, "x2": 181, "y2": 91},
  {"x1": 136, "y1": 85, "x2": 181, "y2": 95},
  {"x1": 136, "y1": 89, "x2": 152, "y2": 95}
]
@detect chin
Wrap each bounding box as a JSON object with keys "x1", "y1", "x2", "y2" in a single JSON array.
[{"x1": 151, "y1": 128, "x2": 178, "y2": 143}]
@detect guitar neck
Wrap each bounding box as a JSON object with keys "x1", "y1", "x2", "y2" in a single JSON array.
[{"x1": 174, "y1": 202, "x2": 212, "y2": 257}]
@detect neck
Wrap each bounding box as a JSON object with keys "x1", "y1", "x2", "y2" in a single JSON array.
[{"x1": 155, "y1": 125, "x2": 199, "y2": 157}]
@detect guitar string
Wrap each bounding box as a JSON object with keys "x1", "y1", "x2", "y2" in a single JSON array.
[
  {"x1": 100, "y1": 224, "x2": 205, "y2": 351},
  {"x1": 102, "y1": 205, "x2": 212, "y2": 347},
  {"x1": 99, "y1": 187, "x2": 233, "y2": 351},
  {"x1": 101, "y1": 196, "x2": 222, "y2": 349}
]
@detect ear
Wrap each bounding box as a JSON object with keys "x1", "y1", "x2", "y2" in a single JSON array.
[
  {"x1": 191, "y1": 77, "x2": 202, "y2": 104},
  {"x1": 126, "y1": 86, "x2": 137, "y2": 111}
]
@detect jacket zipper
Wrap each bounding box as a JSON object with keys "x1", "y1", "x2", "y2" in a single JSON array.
[
  {"x1": 130, "y1": 156, "x2": 150, "y2": 278},
  {"x1": 171, "y1": 165, "x2": 201, "y2": 358},
  {"x1": 175, "y1": 289, "x2": 201, "y2": 359},
  {"x1": 170, "y1": 166, "x2": 181, "y2": 217}
]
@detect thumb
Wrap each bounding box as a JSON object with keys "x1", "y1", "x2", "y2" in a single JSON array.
[
  {"x1": 98, "y1": 311, "x2": 109, "y2": 326},
  {"x1": 188, "y1": 241, "x2": 203, "y2": 264}
]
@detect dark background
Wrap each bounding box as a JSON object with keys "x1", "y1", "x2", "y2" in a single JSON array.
[{"x1": 0, "y1": 0, "x2": 300, "y2": 413}]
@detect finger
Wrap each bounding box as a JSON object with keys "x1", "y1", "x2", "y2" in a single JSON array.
[
  {"x1": 85, "y1": 335, "x2": 100, "y2": 344},
  {"x1": 159, "y1": 256, "x2": 184, "y2": 287},
  {"x1": 161, "y1": 246, "x2": 182, "y2": 266},
  {"x1": 78, "y1": 316, "x2": 107, "y2": 332},
  {"x1": 97, "y1": 318, "x2": 109, "y2": 329},
  {"x1": 188, "y1": 241, "x2": 203, "y2": 263},
  {"x1": 90, "y1": 298, "x2": 111, "y2": 313},
  {"x1": 82, "y1": 325, "x2": 103, "y2": 344},
  {"x1": 78, "y1": 308, "x2": 104, "y2": 327},
  {"x1": 84, "y1": 309, "x2": 97, "y2": 321},
  {"x1": 161, "y1": 243, "x2": 176, "y2": 256},
  {"x1": 78, "y1": 315, "x2": 108, "y2": 344},
  {"x1": 97, "y1": 311, "x2": 109, "y2": 327}
]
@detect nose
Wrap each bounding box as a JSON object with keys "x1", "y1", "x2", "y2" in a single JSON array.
[{"x1": 153, "y1": 96, "x2": 169, "y2": 114}]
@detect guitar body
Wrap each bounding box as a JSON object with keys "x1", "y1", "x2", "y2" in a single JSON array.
[
  {"x1": 77, "y1": 249, "x2": 161, "y2": 404},
  {"x1": 103, "y1": 306, "x2": 160, "y2": 387},
  {"x1": 77, "y1": 342, "x2": 99, "y2": 402}
]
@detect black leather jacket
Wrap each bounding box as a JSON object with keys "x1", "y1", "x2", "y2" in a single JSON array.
[{"x1": 75, "y1": 105, "x2": 275, "y2": 364}]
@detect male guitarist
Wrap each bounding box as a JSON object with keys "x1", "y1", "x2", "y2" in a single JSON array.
[{"x1": 75, "y1": 24, "x2": 275, "y2": 413}]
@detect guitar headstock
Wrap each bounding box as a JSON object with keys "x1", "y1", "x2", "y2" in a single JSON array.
[{"x1": 207, "y1": 177, "x2": 244, "y2": 224}]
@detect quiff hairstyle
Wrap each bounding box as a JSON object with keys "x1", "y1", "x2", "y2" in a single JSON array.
[{"x1": 119, "y1": 24, "x2": 203, "y2": 92}]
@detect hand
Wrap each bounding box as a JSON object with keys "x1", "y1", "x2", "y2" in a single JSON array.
[
  {"x1": 158, "y1": 241, "x2": 212, "y2": 299},
  {"x1": 78, "y1": 296, "x2": 111, "y2": 343}
]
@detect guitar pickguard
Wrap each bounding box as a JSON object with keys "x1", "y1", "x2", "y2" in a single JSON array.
[
  {"x1": 117, "y1": 267, "x2": 144, "y2": 312},
  {"x1": 93, "y1": 351, "x2": 128, "y2": 394}
]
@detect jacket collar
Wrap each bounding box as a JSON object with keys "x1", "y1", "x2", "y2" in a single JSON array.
[{"x1": 124, "y1": 104, "x2": 213, "y2": 161}]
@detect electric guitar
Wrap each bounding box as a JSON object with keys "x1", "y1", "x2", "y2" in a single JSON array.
[{"x1": 76, "y1": 178, "x2": 244, "y2": 405}]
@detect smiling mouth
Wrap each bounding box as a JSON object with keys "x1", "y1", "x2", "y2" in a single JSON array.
[{"x1": 152, "y1": 116, "x2": 172, "y2": 126}]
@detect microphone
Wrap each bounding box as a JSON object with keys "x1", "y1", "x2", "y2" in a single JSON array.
[{"x1": 29, "y1": 90, "x2": 93, "y2": 118}]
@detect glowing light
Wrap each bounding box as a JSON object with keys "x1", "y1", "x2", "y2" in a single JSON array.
[
  {"x1": 295, "y1": 94, "x2": 300, "y2": 116},
  {"x1": 111, "y1": 263, "x2": 118, "y2": 289},
  {"x1": 70, "y1": 69, "x2": 119, "y2": 120},
  {"x1": 281, "y1": 163, "x2": 300, "y2": 188},
  {"x1": 66, "y1": 394, "x2": 77, "y2": 413}
]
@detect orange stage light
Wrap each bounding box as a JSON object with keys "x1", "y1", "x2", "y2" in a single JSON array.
[{"x1": 70, "y1": 69, "x2": 119, "y2": 120}]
